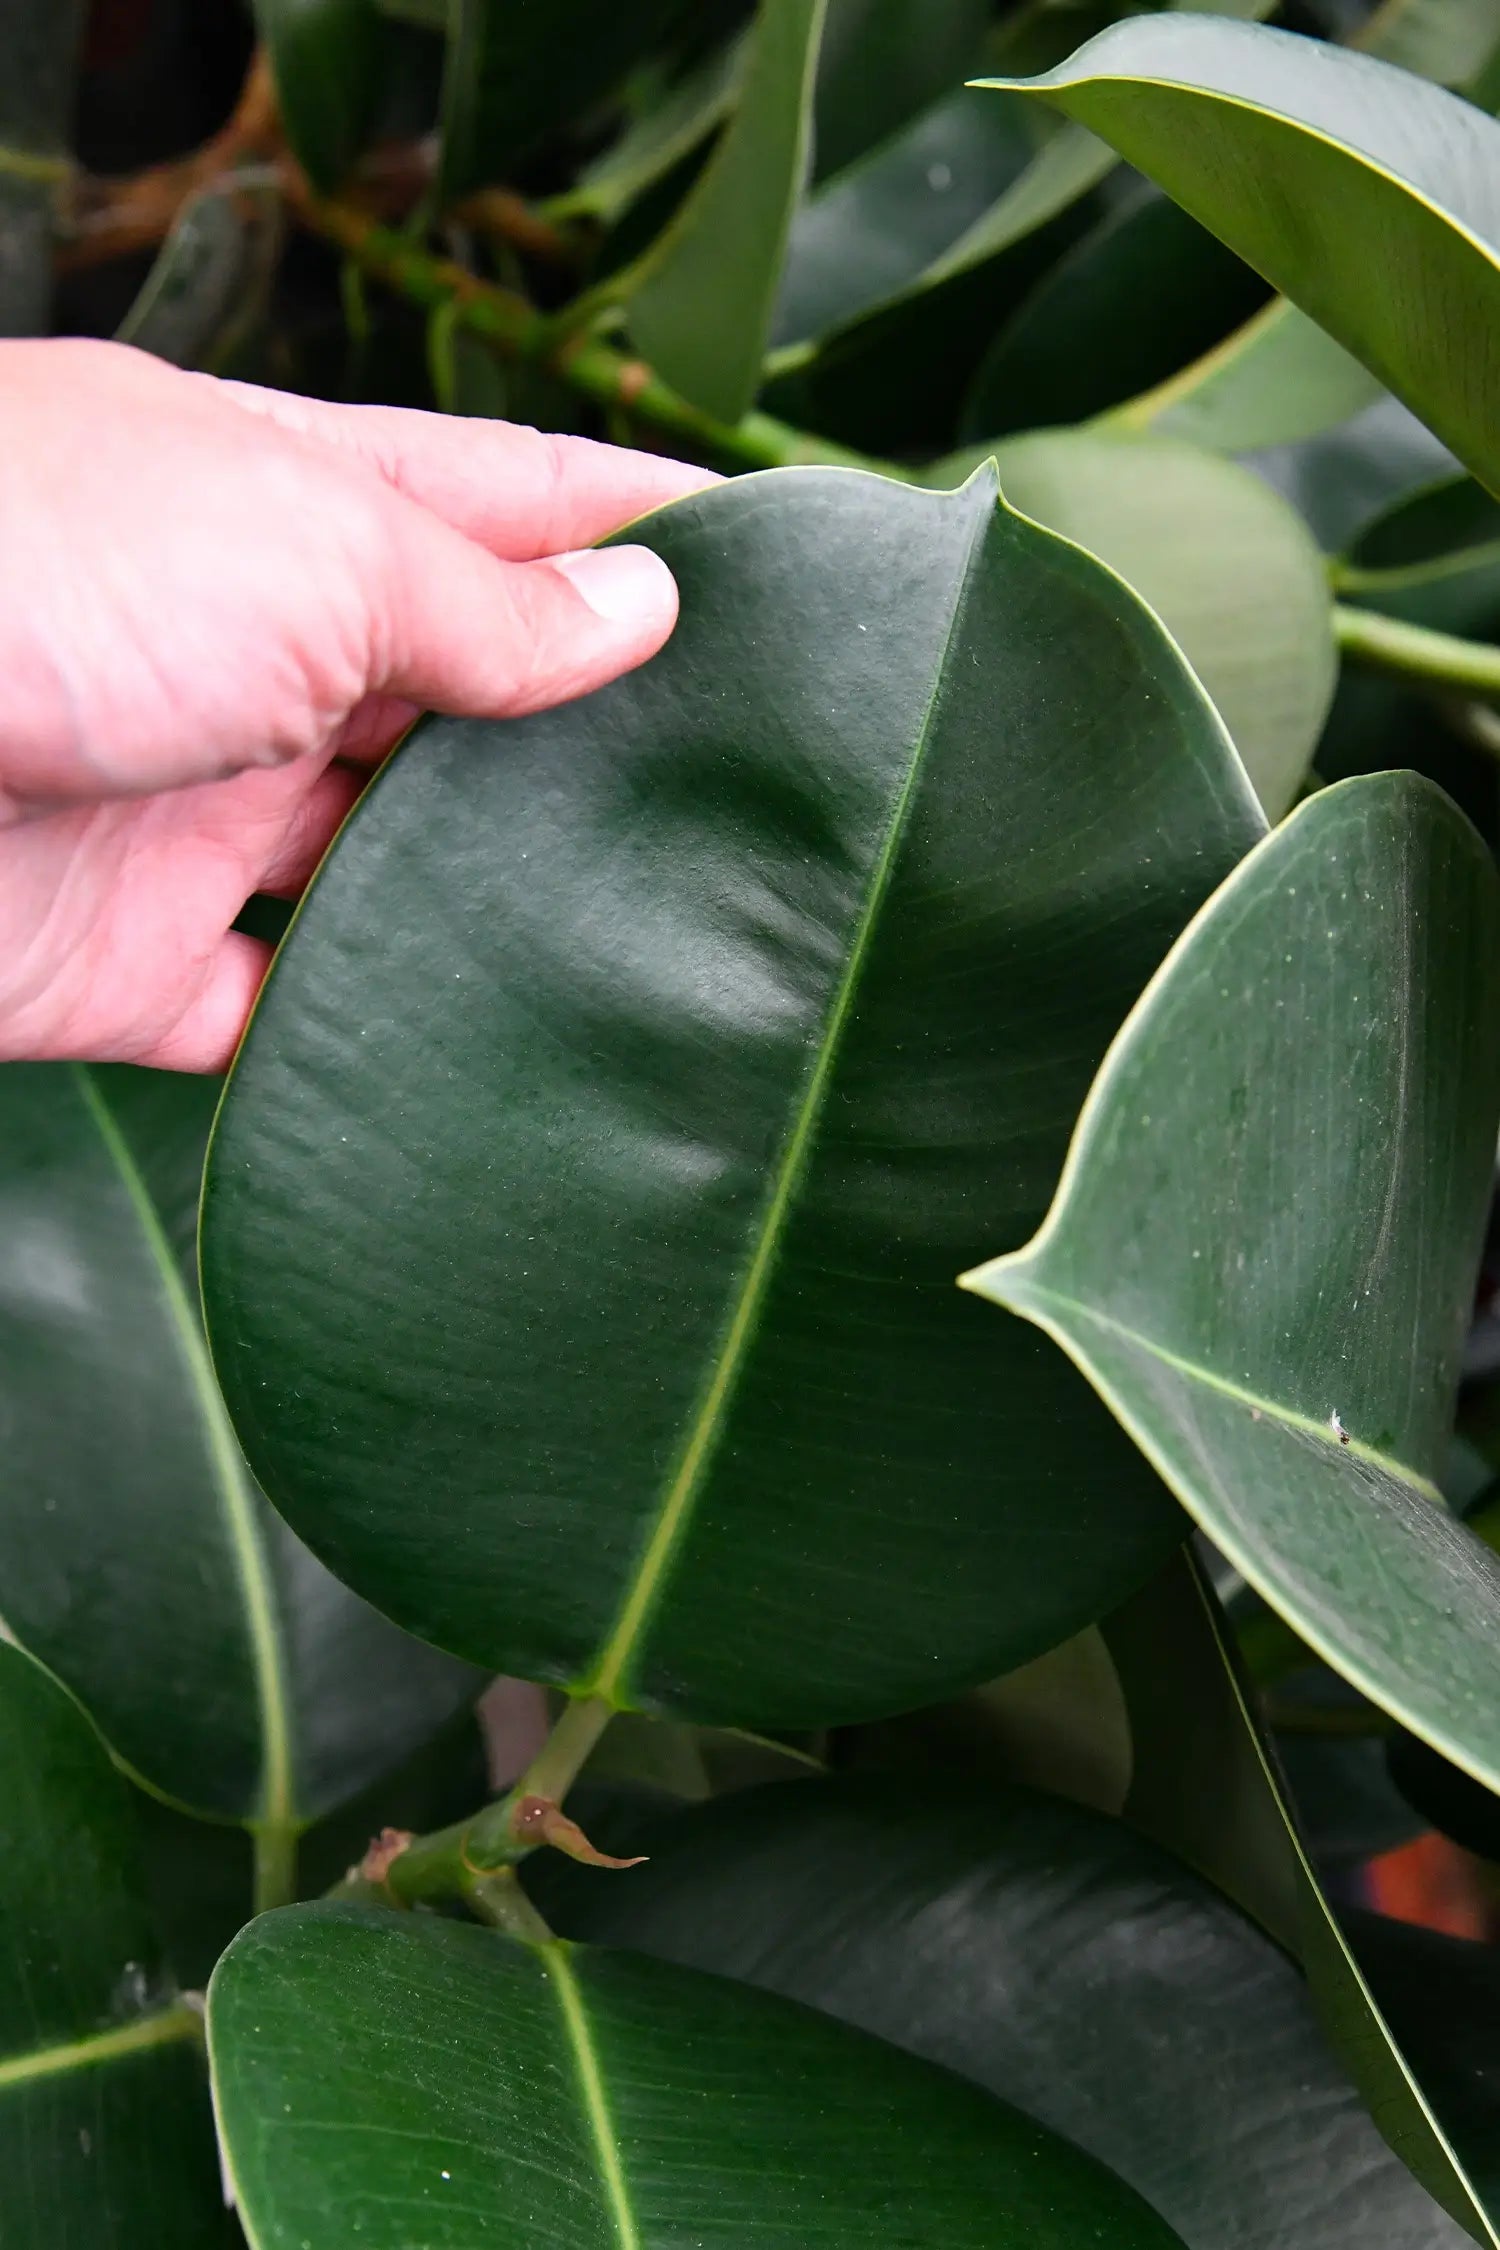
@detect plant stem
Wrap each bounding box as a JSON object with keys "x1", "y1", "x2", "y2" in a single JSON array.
[
  {"x1": 251, "y1": 1819, "x2": 299, "y2": 1914},
  {"x1": 1333, "y1": 603, "x2": 1500, "y2": 709},
  {"x1": 292, "y1": 193, "x2": 894, "y2": 476},
  {"x1": 340, "y1": 1694, "x2": 619, "y2": 1915},
  {"x1": 469, "y1": 1868, "x2": 557, "y2": 1941}
]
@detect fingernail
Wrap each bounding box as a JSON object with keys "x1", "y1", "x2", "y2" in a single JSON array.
[{"x1": 552, "y1": 543, "x2": 676, "y2": 625}]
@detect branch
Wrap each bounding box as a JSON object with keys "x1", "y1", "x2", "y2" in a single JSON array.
[{"x1": 293, "y1": 190, "x2": 892, "y2": 475}]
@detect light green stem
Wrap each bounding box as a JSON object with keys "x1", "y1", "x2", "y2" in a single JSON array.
[
  {"x1": 1334, "y1": 603, "x2": 1500, "y2": 707},
  {"x1": 251, "y1": 1818, "x2": 299, "y2": 1913},
  {"x1": 296, "y1": 194, "x2": 892, "y2": 475}
]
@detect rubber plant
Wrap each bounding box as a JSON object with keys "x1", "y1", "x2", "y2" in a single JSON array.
[{"x1": 8, "y1": 2, "x2": 1500, "y2": 2245}]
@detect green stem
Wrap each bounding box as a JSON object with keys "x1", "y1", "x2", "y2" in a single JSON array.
[
  {"x1": 1333, "y1": 603, "x2": 1500, "y2": 709},
  {"x1": 296, "y1": 194, "x2": 893, "y2": 476},
  {"x1": 469, "y1": 1868, "x2": 557, "y2": 1941},
  {"x1": 251, "y1": 1819, "x2": 299, "y2": 1914},
  {"x1": 345, "y1": 1695, "x2": 618, "y2": 1914}
]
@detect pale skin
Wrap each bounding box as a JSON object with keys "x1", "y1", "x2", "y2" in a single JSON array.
[{"x1": 0, "y1": 338, "x2": 716, "y2": 1072}]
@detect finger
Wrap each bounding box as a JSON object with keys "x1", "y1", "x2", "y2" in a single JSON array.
[
  {"x1": 136, "y1": 932, "x2": 271, "y2": 1074},
  {"x1": 373, "y1": 494, "x2": 681, "y2": 718},
  {"x1": 330, "y1": 692, "x2": 422, "y2": 768},
  {"x1": 256, "y1": 759, "x2": 366, "y2": 897},
  {"x1": 216, "y1": 380, "x2": 720, "y2": 559}
]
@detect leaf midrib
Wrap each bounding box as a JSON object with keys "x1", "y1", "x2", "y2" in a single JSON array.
[
  {"x1": 582, "y1": 498, "x2": 990, "y2": 1706},
  {"x1": 989, "y1": 1271, "x2": 1441, "y2": 1495},
  {"x1": 0, "y1": 2002, "x2": 200, "y2": 2092},
  {"x1": 548, "y1": 1948, "x2": 640, "y2": 2250},
  {"x1": 74, "y1": 1067, "x2": 295, "y2": 1834}
]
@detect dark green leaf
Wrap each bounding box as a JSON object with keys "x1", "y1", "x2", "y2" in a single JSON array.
[
  {"x1": 959, "y1": 187, "x2": 1265, "y2": 441},
  {"x1": 138, "y1": 1707, "x2": 491, "y2": 1990},
  {"x1": 202, "y1": 466, "x2": 1263, "y2": 1729},
  {"x1": 772, "y1": 85, "x2": 1046, "y2": 348},
  {"x1": 553, "y1": 36, "x2": 743, "y2": 227},
  {"x1": 928, "y1": 429, "x2": 1335, "y2": 820},
  {"x1": 0, "y1": 1643, "x2": 231, "y2": 2248},
  {"x1": 979, "y1": 17, "x2": 1500, "y2": 495},
  {"x1": 209, "y1": 1902, "x2": 1182, "y2": 2247},
  {"x1": 437, "y1": 0, "x2": 684, "y2": 204},
  {"x1": 1349, "y1": 1911, "x2": 1500, "y2": 2211},
  {"x1": 1100, "y1": 1555, "x2": 1490, "y2": 2241},
  {"x1": 0, "y1": 0, "x2": 84, "y2": 335},
  {"x1": 531, "y1": 1772, "x2": 1468, "y2": 2250},
  {"x1": 627, "y1": 0, "x2": 825, "y2": 421},
  {"x1": 1124, "y1": 299, "x2": 1384, "y2": 455},
  {"x1": 812, "y1": 0, "x2": 989, "y2": 179},
  {"x1": 250, "y1": 0, "x2": 386, "y2": 194},
  {"x1": 116, "y1": 182, "x2": 283, "y2": 370},
  {"x1": 966, "y1": 776, "x2": 1500, "y2": 1794},
  {"x1": 0, "y1": 1063, "x2": 479, "y2": 1833}
]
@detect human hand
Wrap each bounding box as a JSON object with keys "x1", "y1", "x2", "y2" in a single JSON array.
[{"x1": 0, "y1": 339, "x2": 715, "y2": 1071}]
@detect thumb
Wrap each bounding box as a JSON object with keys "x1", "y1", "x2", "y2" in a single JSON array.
[{"x1": 376, "y1": 495, "x2": 683, "y2": 720}]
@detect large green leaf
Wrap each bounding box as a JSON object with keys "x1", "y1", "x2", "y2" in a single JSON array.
[
  {"x1": 438, "y1": 0, "x2": 684, "y2": 205},
  {"x1": 0, "y1": 1643, "x2": 231, "y2": 2248},
  {"x1": 978, "y1": 17, "x2": 1500, "y2": 495},
  {"x1": 927, "y1": 430, "x2": 1335, "y2": 820},
  {"x1": 966, "y1": 775, "x2": 1500, "y2": 1794},
  {"x1": 250, "y1": 0, "x2": 386, "y2": 193},
  {"x1": 201, "y1": 466, "x2": 1264, "y2": 1730},
  {"x1": 531, "y1": 1773, "x2": 1467, "y2": 2250},
  {"x1": 959, "y1": 186, "x2": 1266, "y2": 441},
  {"x1": 627, "y1": 0, "x2": 826, "y2": 420},
  {"x1": 209, "y1": 1902, "x2": 1182, "y2": 2248},
  {"x1": 0, "y1": 1064, "x2": 478, "y2": 1844},
  {"x1": 0, "y1": 0, "x2": 83, "y2": 335}
]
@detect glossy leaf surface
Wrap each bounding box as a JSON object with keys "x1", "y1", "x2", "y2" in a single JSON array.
[
  {"x1": 980, "y1": 17, "x2": 1500, "y2": 495},
  {"x1": 967, "y1": 777, "x2": 1500, "y2": 1792},
  {"x1": 0, "y1": 1644, "x2": 230, "y2": 2248},
  {"x1": 629, "y1": 0, "x2": 826, "y2": 420},
  {"x1": 250, "y1": 0, "x2": 385, "y2": 193},
  {"x1": 210, "y1": 1903, "x2": 1181, "y2": 2248},
  {"x1": 0, "y1": 1064, "x2": 478, "y2": 1826},
  {"x1": 533, "y1": 1773, "x2": 1467, "y2": 2250},
  {"x1": 931, "y1": 430, "x2": 1335, "y2": 819},
  {"x1": 438, "y1": 0, "x2": 683, "y2": 203},
  {"x1": 0, "y1": 0, "x2": 83, "y2": 335},
  {"x1": 961, "y1": 188, "x2": 1264, "y2": 440},
  {"x1": 202, "y1": 467, "x2": 1264, "y2": 1729}
]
